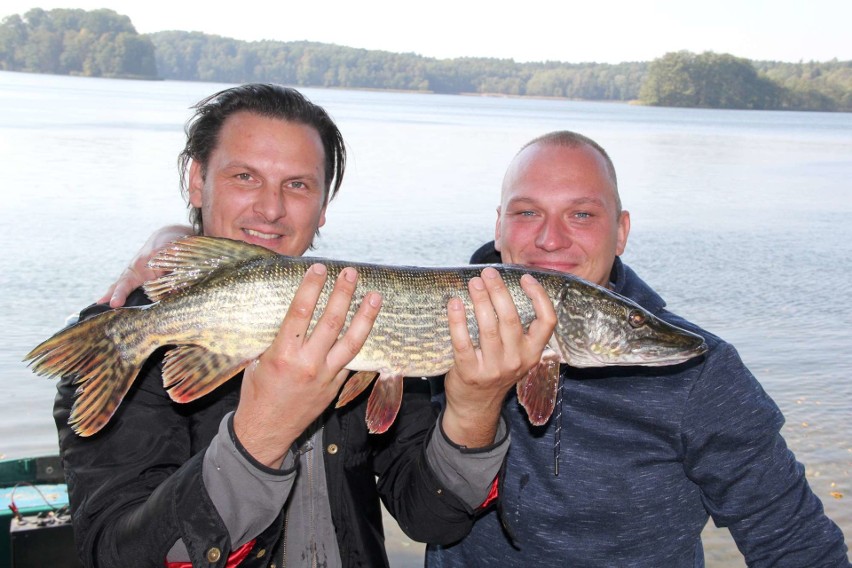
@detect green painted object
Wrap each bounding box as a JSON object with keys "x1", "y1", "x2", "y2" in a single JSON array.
[{"x1": 0, "y1": 456, "x2": 74, "y2": 568}]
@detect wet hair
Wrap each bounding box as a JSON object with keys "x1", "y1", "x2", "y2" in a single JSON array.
[
  {"x1": 178, "y1": 83, "x2": 346, "y2": 234},
  {"x1": 519, "y1": 130, "x2": 621, "y2": 213}
]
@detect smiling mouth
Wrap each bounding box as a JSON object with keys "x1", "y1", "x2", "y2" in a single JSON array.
[
  {"x1": 244, "y1": 228, "x2": 282, "y2": 240},
  {"x1": 529, "y1": 261, "x2": 577, "y2": 273}
]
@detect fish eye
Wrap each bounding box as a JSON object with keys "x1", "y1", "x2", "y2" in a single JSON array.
[{"x1": 628, "y1": 310, "x2": 647, "y2": 328}]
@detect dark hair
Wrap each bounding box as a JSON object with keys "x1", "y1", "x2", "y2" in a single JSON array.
[
  {"x1": 178, "y1": 83, "x2": 346, "y2": 234},
  {"x1": 521, "y1": 130, "x2": 621, "y2": 212}
]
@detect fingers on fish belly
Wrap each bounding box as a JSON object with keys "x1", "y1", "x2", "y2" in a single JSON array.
[
  {"x1": 365, "y1": 373, "x2": 404, "y2": 434},
  {"x1": 516, "y1": 357, "x2": 560, "y2": 426}
]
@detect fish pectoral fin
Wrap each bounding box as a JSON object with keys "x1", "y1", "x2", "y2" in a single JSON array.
[
  {"x1": 365, "y1": 373, "x2": 404, "y2": 434},
  {"x1": 516, "y1": 357, "x2": 560, "y2": 426},
  {"x1": 335, "y1": 371, "x2": 379, "y2": 408},
  {"x1": 162, "y1": 345, "x2": 249, "y2": 403},
  {"x1": 144, "y1": 236, "x2": 277, "y2": 301}
]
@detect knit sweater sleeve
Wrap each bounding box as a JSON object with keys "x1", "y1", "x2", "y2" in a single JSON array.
[{"x1": 681, "y1": 342, "x2": 849, "y2": 567}]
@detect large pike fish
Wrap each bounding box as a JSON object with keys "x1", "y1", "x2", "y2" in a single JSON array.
[{"x1": 26, "y1": 236, "x2": 707, "y2": 437}]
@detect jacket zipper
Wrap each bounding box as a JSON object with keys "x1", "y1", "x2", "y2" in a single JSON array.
[
  {"x1": 278, "y1": 424, "x2": 323, "y2": 568},
  {"x1": 309, "y1": 427, "x2": 320, "y2": 568}
]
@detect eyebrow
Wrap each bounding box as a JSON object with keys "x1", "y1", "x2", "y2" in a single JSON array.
[
  {"x1": 220, "y1": 162, "x2": 322, "y2": 185},
  {"x1": 506, "y1": 196, "x2": 607, "y2": 208}
]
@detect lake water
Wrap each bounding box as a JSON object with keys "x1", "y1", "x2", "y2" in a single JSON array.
[{"x1": 1, "y1": 70, "x2": 849, "y2": 567}]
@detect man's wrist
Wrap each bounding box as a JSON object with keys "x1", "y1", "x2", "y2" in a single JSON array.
[
  {"x1": 232, "y1": 408, "x2": 300, "y2": 469},
  {"x1": 441, "y1": 403, "x2": 504, "y2": 448}
]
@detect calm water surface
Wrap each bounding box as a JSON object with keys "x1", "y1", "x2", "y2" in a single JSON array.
[{"x1": 1, "y1": 71, "x2": 849, "y2": 566}]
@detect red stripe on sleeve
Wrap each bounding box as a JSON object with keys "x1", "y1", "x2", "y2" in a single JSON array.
[
  {"x1": 165, "y1": 538, "x2": 256, "y2": 568},
  {"x1": 478, "y1": 476, "x2": 500, "y2": 510}
]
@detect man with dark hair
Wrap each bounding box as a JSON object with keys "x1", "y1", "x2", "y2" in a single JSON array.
[
  {"x1": 426, "y1": 130, "x2": 849, "y2": 567},
  {"x1": 177, "y1": 83, "x2": 346, "y2": 236},
  {"x1": 55, "y1": 84, "x2": 556, "y2": 568}
]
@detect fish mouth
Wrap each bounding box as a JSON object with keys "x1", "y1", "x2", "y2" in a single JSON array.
[
  {"x1": 627, "y1": 334, "x2": 707, "y2": 366},
  {"x1": 569, "y1": 329, "x2": 707, "y2": 368}
]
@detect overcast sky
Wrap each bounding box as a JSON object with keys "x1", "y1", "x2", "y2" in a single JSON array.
[{"x1": 3, "y1": 0, "x2": 849, "y2": 64}]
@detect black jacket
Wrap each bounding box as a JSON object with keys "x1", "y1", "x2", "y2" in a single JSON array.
[{"x1": 54, "y1": 289, "x2": 475, "y2": 568}]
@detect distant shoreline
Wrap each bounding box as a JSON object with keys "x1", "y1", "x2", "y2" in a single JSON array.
[{"x1": 2, "y1": 7, "x2": 849, "y2": 115}]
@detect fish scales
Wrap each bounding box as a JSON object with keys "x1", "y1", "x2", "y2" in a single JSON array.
[{"x1": 25, "y1": 236, "x2": 707, "y2": 436}]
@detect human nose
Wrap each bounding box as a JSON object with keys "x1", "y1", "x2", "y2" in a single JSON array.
[
  {"x1": 253, "y1": 185, "x2": 286, "y2": 221},
  {"x1": 535, "y1": 216, "x2": 571, "y2": 251}
]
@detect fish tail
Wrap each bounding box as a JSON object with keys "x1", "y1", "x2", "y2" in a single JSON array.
[{"x1": 24, "y1": 310, "x2": 145, "y2": 437}]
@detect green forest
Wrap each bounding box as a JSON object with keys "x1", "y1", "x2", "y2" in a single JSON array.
[{"x1": 2, "y1": 8, "x2": 850, "y2": 112}]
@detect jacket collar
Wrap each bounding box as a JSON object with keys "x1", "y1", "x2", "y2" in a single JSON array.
[{"x1": 609, "y1": 257, "x2": 666, "y2": 313}]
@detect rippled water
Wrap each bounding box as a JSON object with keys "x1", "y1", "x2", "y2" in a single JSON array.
[{"x1": 1, "y1": 71, "x2": 849, "y2": 566}]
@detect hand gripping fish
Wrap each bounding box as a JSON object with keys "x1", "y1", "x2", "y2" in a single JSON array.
[{"x1": 25, "y1": 236, "x2": 707, "y2": 437}]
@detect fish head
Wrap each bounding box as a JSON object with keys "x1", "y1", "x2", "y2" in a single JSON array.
[{"x1": 553, "y1": 280, "x2": 707, "y2": 368}]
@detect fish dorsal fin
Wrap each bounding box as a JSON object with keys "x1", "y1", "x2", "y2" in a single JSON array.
[
  {"x1": 162, "y1": 344, "x2": 251, "y2": 402},
  {"x1": 144, "y1": 236, "x2": 277, "y2": 301}
]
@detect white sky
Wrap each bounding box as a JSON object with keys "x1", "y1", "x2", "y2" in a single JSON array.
[{"x1": 3, "y1": 0, "x2": 850, "y2": 64}]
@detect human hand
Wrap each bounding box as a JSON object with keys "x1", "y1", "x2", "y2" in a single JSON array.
[
  {"x1": 233, "y1": 264, "x2": 382, "y2": 468},
  {"x1": 97, "y1": 224, "x2": 192, "y2": 307},
  {"x1": 442, "y1": 268, "x2": 556, "y2": 448}
]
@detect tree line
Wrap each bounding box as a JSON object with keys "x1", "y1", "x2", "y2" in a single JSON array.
[
  {"x1": 0, "y1": 8, "x2": 156, "y2": 78},
  {"x1": 1, "y1": 8, "x2": 849, "y2": 112},
  {"x1": 640, "y1": 51, "x2": 851, "y2": 111}
]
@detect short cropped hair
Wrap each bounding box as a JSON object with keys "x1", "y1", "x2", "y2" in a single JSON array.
[{"x1": 520, "y1": 130, "x2": 620, "y2": 213}]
